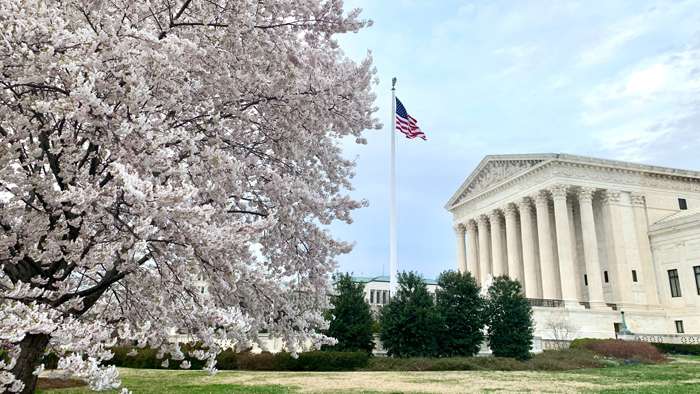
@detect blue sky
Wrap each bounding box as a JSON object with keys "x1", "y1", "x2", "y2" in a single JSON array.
[{"x1": 331, "y1": 0, "x2": 700, "y2": 279}]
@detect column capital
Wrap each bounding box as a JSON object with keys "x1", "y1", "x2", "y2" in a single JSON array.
[
  {"x1": 467, "y1": 219, "x2": 478, "y2": 231},
  {"x1": 630, "y1": 192, "x2": 645, "y2": 206},
  {"x1": 534, "y1": 190, "x2": 550, "y2": 205},
  {"x1": 489, "y1": 209, "x2": 503, "y2": 222},
  {"x1": 550, "y1": 184, "x2": 569, "y2": 200},
  {"x1": 477, "y1": 214, "x2": 490, "y2": 226},
  {"x1": 504, "y1": 203, "x2": 518, "y2": 217},
  {"x1": 453, "y1": 223, "x2": 466, "y2": 234},
  {"x1": 518, "y1": 197, "x2": 534, "y2": 212},
  {"x1": 601, "y1": 189, "x2": 622, "y2": 205},
  {"x1": 577, "y1": 186, "x2": 597, "y2": 203}
]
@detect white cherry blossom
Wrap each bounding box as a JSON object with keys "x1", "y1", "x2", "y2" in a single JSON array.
[{"x1": 0, "y1": 0, "x2": 378, "y2": 392}]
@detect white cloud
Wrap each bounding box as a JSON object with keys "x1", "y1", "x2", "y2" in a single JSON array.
[
  {"x1": 578, "y1": 22, "x2": 647, "y2": 66},
  {"x1": 582, "y1": 46, "x2": 700, "y2": 161}
]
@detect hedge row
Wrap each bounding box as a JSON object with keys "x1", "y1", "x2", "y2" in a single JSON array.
[
  {"x1": 571, "y1": 338, "x2": 700, "y2": 357},
  {"x1": 364, "y1": 348, "x2": 603, "y2": 371},
  {"x1": 649, "y1": 342, "x2": 700, "y2": 356},
  {"x1": 108, "y1": 346, "x2": 370, "y2": 371}
]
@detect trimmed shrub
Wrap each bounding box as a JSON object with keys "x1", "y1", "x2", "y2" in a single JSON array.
[
  {"x1": 651, "y1": 342, "x2": 700, "y2": 356},
  {"x1": 571, "y1": 339, "x2": 665, "y2": 363},
  {"x1": 364, "y1": 349, "x2": 601, "y2": 371},
  {"x1": 109, "y1": 345, "x2": 233, "y2": 370},
  {"x1": 235, "y1": 351, "x2": 280, "y2": 371},
  {"x1": 288, "y1": 351, "x2": 370, "y2": 371},
  {"x1": 569, "y1": 338, "x2": 602, "y2": 350},
  {"x1": 236, "y1": 351, "x2": 369, "y2": 371}
]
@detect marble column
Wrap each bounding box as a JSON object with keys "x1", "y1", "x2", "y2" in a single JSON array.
[
  {"x1": 466, "y1": 220, "x2": 480, "y2": 281},
  {"x1": 602, "y1": 190, "x2": 634, "y2": 305},
  {"x1": 551, "y1": 184, "x2": 580, "y2": 305},
  {"x1": 504, "y1": 203, "x2": 524, "y2": 284},
  {"x1": 518, "y1": 197, "x2": 542, "y2": 298},
  {"x1": 477, "y1": 215, "x2": 492, "y2": 285},
  {"x1": 630, "y1": 193, "x2": 660, "y2": 305},
  {"x1": 455, "y1": 224, "x2": 467, "y2": 273},
  {"x1": 577, "y1": 187, "x2": 606, "y2": 308},
  {"x1": 490, "y1": 210, "x2": 507, "y2": 277},
  {"x1": 535, "y1": 190, "x2": 561, "y2": 299}
]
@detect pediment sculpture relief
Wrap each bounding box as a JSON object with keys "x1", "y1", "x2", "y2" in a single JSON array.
[{"x1": 456, "y1": 160, "x2": 543, "y2": 203}]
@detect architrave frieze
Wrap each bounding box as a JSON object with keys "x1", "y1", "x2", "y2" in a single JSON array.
[{"x1": 450, "y1": 159, "x2": 700, "y2": 223}]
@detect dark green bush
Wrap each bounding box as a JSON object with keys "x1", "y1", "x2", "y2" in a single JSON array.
[
  {"x1": 109, "y1": 345, "x2": 234, "y2": 370},
  {"x1": 569, "y1": 338, "x2": 603, "y2": 350},
  {"x1": 380, "y1": 271, "x2": 440, "y2": 357},
  {"x1": 235, "y1": 351, "x2": 279, "y2": 370},
  {"x1": 364, "y1": 349, "x2": 600, "y2": 372},
  {"x1": 324, "y1": 273, "x2": 375, "y2": 353},
  {"x1": 434, "y1": 270, "x2": 486, "y2": 357},
  {"x1": 288, "y1": 351, "x2": 369, "y2": 371},
  {"x1": 236, "y1": 351, "x2": 369, "y2": 371},
  {"x1": 651, "y1": 342, "x2": 700, "y2": 356},
  {"x1": 42, "y1": 352, "x2": 60, "y2": 369},
  {"x1": 486, "y1": 276, "x2": 534, "y2": 361}
]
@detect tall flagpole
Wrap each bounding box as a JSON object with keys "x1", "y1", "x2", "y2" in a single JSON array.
[{"x1": 389, "y1": 77, "x2": 398, "y2": 296}]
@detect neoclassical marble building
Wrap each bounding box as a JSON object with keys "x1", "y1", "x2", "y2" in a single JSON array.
[{"x1": 447, "y1": 154, "x2": 700, "y2": 338}]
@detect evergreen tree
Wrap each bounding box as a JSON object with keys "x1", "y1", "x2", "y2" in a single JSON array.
[
  {"x1": 486, "y1": 276, "x2": 534, "y2": 360},
  {"x1": 324, "y1": 273, "x2": 375, "y2": 353},
  {"x1": 379, "y1": 272, "x2": 440, "y2": 357},
  {"x1": 435, "y1": 270, "x2": 486, "y2": 357}
]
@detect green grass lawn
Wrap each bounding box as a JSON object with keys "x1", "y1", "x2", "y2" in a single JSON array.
[{"x1": 38, "y1": 355, "x2": 700, "y2": 393}]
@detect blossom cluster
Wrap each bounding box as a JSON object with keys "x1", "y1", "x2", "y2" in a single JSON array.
[{"x1": 0, "y1": 0, "x2": 378, "y2": 390}]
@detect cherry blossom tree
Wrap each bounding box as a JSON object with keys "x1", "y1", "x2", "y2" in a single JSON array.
[{"x1": 0, "y1": 0, "x2": 378, "y2": 392}]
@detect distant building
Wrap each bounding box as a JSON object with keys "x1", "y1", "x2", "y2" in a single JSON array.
[
  {"x1": 447, "y1": 153, "x2": 700, "y2": 340},
  {"x1": 352, "y1": 275, "x2": 438, "y2": 313}
]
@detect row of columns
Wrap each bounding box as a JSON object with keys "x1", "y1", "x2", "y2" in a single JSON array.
[{"x1": 455, "y1": 185, "x2": 614, "y2": 308}]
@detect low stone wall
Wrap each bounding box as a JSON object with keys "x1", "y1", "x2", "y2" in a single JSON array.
[{"x1": 618, "y1": 333, "x2": 700, "y2": 344}]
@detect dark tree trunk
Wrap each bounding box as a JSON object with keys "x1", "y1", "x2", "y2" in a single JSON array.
[{"x1": 10, "y1": 333, "x2": 50, "y2": 394}]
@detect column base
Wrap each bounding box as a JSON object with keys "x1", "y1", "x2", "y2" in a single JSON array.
[
  {"x1": 563, "y1": 300, "x2": 586, "y2": 309},
  {"x1": 587, "y1": 301, "x2": 612, "y2": 310}
]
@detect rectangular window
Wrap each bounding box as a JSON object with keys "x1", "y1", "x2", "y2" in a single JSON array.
[
  {"x1": 604, "y1": 271, "x2": 609, "y2": 283},
  {"x1": 679, "y1": 198, "x2": 688, "y2": 210},
  {"x1": 668, "y1": 269, "x2": 682, "y2": 298},
  {"x1": 383, "y1": 291, "x2": 387, "y2": 304},
  {"x1": 370, "y1": 290, "x2": 374, "y2": 304},
  {"x1": 675, "y1": 320, "x2": 685, "y2": 334},
  {"x1": 632, "y1": 270, "x2": 638, "y2": 282},
  {"x1": 694, "y1": 266, "x2": 700, "y2": 295},
  {"x1": 584, "y1": 274, "x2": 588, "y2": 286}
]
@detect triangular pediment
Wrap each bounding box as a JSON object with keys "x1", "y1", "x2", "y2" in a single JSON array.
[{"x1": 446, "y1": 154, "x2": 553, "y2": 209}]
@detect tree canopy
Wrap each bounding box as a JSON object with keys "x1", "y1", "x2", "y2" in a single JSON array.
[
  {"x1": 379, "y1": 272, "x2": 439, "y2": 357},
  {"x1": 485, "y1": 276, "x2": 534, "y2": 360},
  {"x1": 323, "y1": 273, "x2": 374, "y2": 353},
  {"x1": 0, "y1": 1, "x2": 378, "y2": 392},
  {"x1": 435, "y1": 270, "x2": 486, "y2": 357}
]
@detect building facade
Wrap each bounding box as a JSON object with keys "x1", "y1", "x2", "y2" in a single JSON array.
[
  {"x1": 446, "y1": 154, "x2": 700, "y2": 339},
  {"x1": 353, "y1": 275, "x2": 438, "y2": 314}
]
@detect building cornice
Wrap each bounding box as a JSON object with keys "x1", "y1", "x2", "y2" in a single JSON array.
[{"x1": 446, "y1": 154, "x2": 700, "y2": 215}]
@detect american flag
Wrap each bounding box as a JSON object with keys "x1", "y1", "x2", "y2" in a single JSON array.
[{"x1": 395, "y1": 97, "x2": 427, "y2": 140}]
